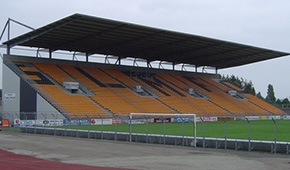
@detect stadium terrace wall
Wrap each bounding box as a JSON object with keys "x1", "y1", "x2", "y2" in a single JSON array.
[
  {"x1": 0, "y1": 95, "x2": 2, "y2": 113},
  {"x1": 2, "y1": 63, "x2": 21, "y2": 114},
  {"x1": 2, "y1": 56, "x2": 63, "y2": 121}
]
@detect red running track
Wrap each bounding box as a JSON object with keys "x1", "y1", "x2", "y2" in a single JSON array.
[{"x1": 0, "y1": 149, "x2": 132, "y2": 170}]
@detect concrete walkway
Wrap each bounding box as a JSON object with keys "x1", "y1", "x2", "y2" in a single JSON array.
[{"x1": 0, "y1": 132, "x2": 289, "y2": 170}]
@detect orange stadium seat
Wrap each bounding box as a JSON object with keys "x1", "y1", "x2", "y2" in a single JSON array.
[
  {"x1": 18, "y1": 63, "x2": 109, "y2": 118},
  {"x1": 14, "y1": 61, "x2": 285, "y2": 118}
]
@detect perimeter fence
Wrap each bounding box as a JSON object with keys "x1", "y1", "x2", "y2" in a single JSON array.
[{"x1": 1, "y1": 112, "x2": 290, "y2": 154}]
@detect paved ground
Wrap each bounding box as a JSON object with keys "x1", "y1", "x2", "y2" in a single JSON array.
[
  {"x1": 0, "y1": 148, "x2": 131, "y2": 170},
  {"x1": 0, "y1": 131, "x2": 289, "y2": 170}
]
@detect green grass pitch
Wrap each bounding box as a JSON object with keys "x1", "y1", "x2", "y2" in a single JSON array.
[{"x1": 62, "y1": 120, "x2": 290, "y2": 142}]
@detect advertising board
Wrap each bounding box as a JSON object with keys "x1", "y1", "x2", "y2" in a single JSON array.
[
  {"x1": 196, "y1": 117, "x2": 218, "y2": 122},
  {"x1": 90, "y1": 118, "x2": 112, "y2": 125},
  {"x1": 153, "y1": 118, "x2": 171, "y2": 123},
  {"x1": 15, "y1": 119, "x2": 63, "y2": 126},
  {"x1": 173, "y1": 118, "x2": 191, "y2": 123},
  {"x1": 112, "y1": 118, "x2": 122, "y2": 124}
]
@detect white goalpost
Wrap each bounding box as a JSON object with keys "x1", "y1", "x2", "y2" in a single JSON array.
[{"x1": 129, "y1": 113, "x2": 197, "y2": 147}]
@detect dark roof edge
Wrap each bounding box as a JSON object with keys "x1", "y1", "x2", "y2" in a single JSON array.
[
  {"x1": 3, "y1": 13, "x2": 83, "y2": 46},
  {"x1": 4, "y1": 13, "x2": 290, "y2": 56}
]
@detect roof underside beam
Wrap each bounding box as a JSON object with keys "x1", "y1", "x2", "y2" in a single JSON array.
[
  {"x1": 152, "y1": 42, "x2": 225, "y2": 61},
  {"x1": 51, "y1": 23, "x2": 129, "y2": 52},
  {"x1": 207, "y1": 51, "x2": 273, "y2": 68},
  {"x1": 176, "y1": 46, "x2": 253, "y2": 64},
  {"x1": 117, "y1": 36, "x2": 195, "y2": 58},
  {"x1": 96, "y1": 30, "x2": 165, "y2": 54}
]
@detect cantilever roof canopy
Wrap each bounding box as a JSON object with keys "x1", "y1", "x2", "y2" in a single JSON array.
[{"x1": 4, "y1": 13, "x2": 289, "y2": 69}]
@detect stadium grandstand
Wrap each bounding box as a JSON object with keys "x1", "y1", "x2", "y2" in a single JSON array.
[{"x1": 0, "y1": 13, "x2": 289, "y2": 121}]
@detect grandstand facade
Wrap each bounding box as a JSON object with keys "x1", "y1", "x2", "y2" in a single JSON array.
[
  {"x1": 1, "y1": 14, "x2": 289, "y2": 121},
  {"x1": 1, "y1": 54, "x2": 285, "y2": 120}
]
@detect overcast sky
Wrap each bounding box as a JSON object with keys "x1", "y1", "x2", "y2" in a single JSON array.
[{"x1": 1, "y1": 0, "x2": 290, "y2": 99}]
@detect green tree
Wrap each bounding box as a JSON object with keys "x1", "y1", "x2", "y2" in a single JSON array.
[
  {"x1": 276, "y1": 99, "x2": 282, "y2": 106},
  {"x1": 223, "y1": 75, "x2": 256, "y2": 95},
  {"x1": 256, "y1": 92, "x2": 264, "y2": 100},
  {"x1": 265, "y1": 84, "x2": 276, "y2": 104},
  {"x1": 282, "y1": 98, "x2": 290, "y2": 105},
  {"x1": 243, "y1": 81, "x2": 256, "y2": 95},
  {"x1": 223, "y1": 75, "x2": 246, "y2": 89}
]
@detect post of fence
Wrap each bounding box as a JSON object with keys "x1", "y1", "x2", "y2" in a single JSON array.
[
  {"x1": 101, "y1": 116, "x2": 104, "y2": 139},
  {"x1": 75, "y1": 114, "x2": 79, "y2": 137},
  {"x1": 52, "y1": 113, "x2": 56, "y2": 136},
  {"x1": 8, "y1": 113, "x2": 12, "y2": 132},
  {"x1": 163, "y1": 116, "x2": 166, "y2": 144},
  {"x1": 145, "y1": 117, "x2": 149, "y2": 143},
  {"x1": 94, "y1": 114, "x2": 98, "y2": 139},
  {"x1": 181, "y1": 117, "x2": 185, "y2": 146},
  {"x1": 114, "y1": 116, "x2": 117, "y2": 141},
  {"x1": 87, "y1": 114, "x2": 90, "y2": 139},
  {"x1": 223, "y1": 118, "x2": 227, "y2": 150},
  {"x1": 64, "y1": 113, "x2": 68, "y2": 137},
  {"x1": 34, "y1": 112, "x2": 37, "y2": 134},
  {"x1": 129, "y1": 114, "x2": 132, "y2": 142},
  {"x1": 56, "y1": 113, "x2": 59, "y2": 135},
  {"x1": 246, "y1": 118, "x2": 251, "y2": 151},
  {"x1": 201, "y1": 117, "x2": 205, "y2": 148},
  {"x1": 14, "y1": 112, "x2": 19, "y2": 132},
  {"x1": 25, "y1": 113, "x2": 28, "y2": 133},
  {"x1": 193, "y1": 115, "x2": 197, "y2": 148},
  {"x1": 45, "y1": 113, "x2": 48, "y2": 135},
  {"x1": 272, "y1": 118, "x2": 277, "y2": 154},
  {"x1": 94, "y1": 114, "x2": 97, "y2": 139},
  {"x1": 13, "y1": 113, "x2": 16, "y2": 132},
  {"x1": 64, "y1": 117, "x2": 67, "y2": 137},
  {"x1": 6, "y1": 113, "x2": 8, "y2": 131},
  {"x1": 42, "y1": 113, "x2": 46, "y2": 134}
]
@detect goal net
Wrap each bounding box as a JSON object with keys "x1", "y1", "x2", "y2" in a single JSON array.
[{"x1": 129, "y1": 113, "x2": 196, "y2": 147}]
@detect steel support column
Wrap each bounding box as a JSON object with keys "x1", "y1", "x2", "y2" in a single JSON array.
[
  {"x1": 86, "y1": 53, "x2": 89, "y2": 62},
  {"x1": 49, "y1": 49, "x2": 52, "y2": 59}
]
